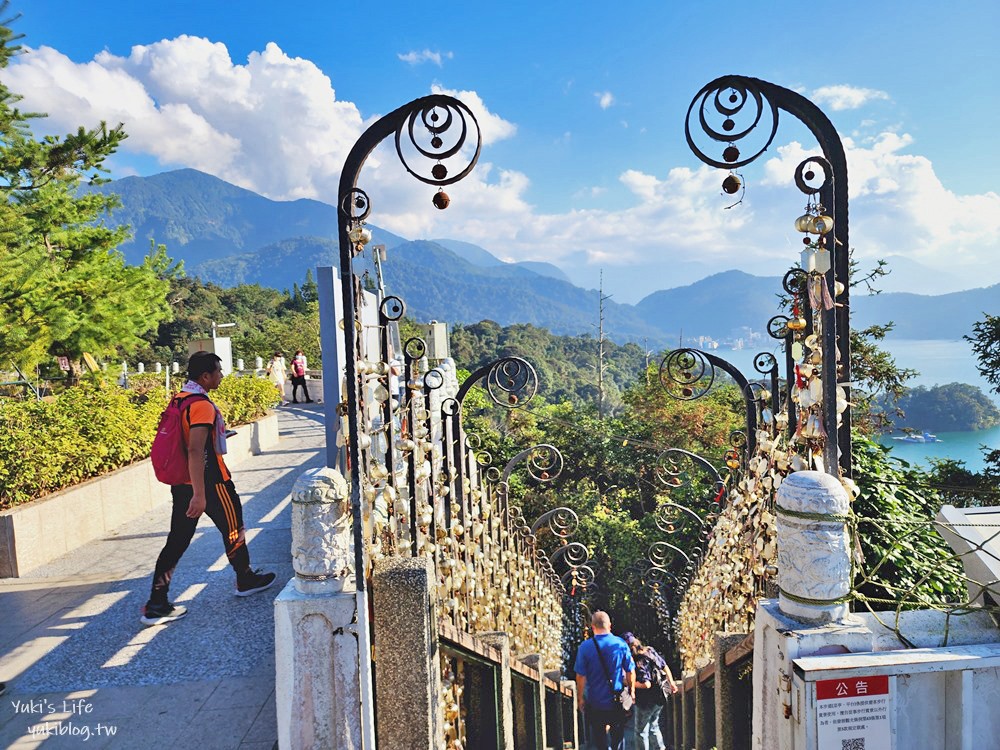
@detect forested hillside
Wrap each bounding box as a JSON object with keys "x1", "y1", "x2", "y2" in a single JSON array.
[{"x1": 878, "y1": 383, "x2": 1000, "y2": 432}]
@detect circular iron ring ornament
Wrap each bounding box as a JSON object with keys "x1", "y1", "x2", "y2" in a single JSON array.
[
  {"x1": 729, "y1": 429, "x2": 748, "y2": 452},
  {"x1": 379, "y1": 295, "x2": 406, "y2": 322},
  {"x1": 530, "y1": 506, "x2": 578, "y2": 539},
  {"x1": 441, "y1": 397, "x2": 461, "y2": 418},
  {"x1": 395, "y1": 100, "x2": 482, "y2": 186},
  {"x1": 340, "y1": 187, "x2": 372, "y2": 223},
  {"x1": 654, "y1": 501, "x2": 706, "y2": 536},
  {"x1": 649, "y1": 540, "x2": 691, "y2": 567},
  {"x1": 485, "y1": 466, "x2": 502, "y2": 483},
  {"x1": 562, "y1": 564, "x2": 596, "y2": 589},
  {"x1": 550, "y1": 541, "x2": 590, "y2": 568},
  {"x1": 753, "y1": 352, "x2": 778, "y2": 376},
  {"x1": 685, "y1": 78, "x2": 780, "y2": 170},
  {"x1": 487, "y1": 357, "x2": 539, "y2": 408},
  {"x1": 783, "y1": 267, "x2": 809, "y2": 295},
  {"x1": 794, "y1": 156, "x2": 833, "y2": 196},
  {"x1": 423, "y1": 368, "x2": 444, "y2": 390},
  {"x1": 767, "y1": 314, "x2": 791, "y2": 340},
  {"x1": 403, "y1": 336, "x2": 427, "y2": 360},
  {"x1": 654, "y1": 448, "x2": 722, "y2": 494},
  {"x1": 660, "y1": 348, "x2": 715, "y2": 400},
  {"x1": 527, "y1": 444, "x2": 563, "y2": 483}
]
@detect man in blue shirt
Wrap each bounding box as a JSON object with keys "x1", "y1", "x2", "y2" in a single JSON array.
[{"x1": 574, "y1": 611, "x2": 635, "y2": 750}]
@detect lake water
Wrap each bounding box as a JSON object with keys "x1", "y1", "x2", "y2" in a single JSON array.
[{"x1": 708, "y1": 338, "x2": 1000, "y2": 471}]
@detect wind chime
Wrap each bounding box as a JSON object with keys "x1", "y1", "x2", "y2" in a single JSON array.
[{"x1": 787, "y1": 168, "x2": 849, "y2": 472}]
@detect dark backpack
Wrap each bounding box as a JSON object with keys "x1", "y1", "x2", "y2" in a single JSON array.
[
  {"x1": 151, "y1": 394, "x2": 209, "y2": 485},
  {"x1": 641, "y1": 648, "x2": 671, "y2": 705}
]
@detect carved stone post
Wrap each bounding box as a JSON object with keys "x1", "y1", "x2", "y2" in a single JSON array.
[
  {"x1": 480, "y1": 632, "x2": 515, "y2": 750},
  {"x1": 775, "y1": 470, "x2": 851, "y2": 622},
  {"x1": 520, "y1": 654, "x2": 547, "y2": 750},
  {"x1": 275, "y1": 467, "x2": 361, "y2": 749}
]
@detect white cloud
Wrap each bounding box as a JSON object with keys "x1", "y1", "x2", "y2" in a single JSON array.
[
  {"x1": 811, "y1": 85, "x2": 890, "y2": 111},
  {"x1": 8, "y1": 39, "x2": 364, "y2": 201},
  {"x1": 397, "y1": 49, "x2": 453, "y2": 67},
  {"x1": 429, "y1": 84, "x2": 517, "y2": 146},
  {"x1": 7, "y1": 37, "x2": 997, "y2": 300},
  {"x1": 595, "y1": 91, "x2": 614, "y2": 110}
]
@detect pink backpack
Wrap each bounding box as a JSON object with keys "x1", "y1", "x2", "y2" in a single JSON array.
[{"x1": 151, "y1": 394, "x2": 209, "y2": 485}]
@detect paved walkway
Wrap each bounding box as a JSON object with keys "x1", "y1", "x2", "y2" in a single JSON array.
[{"x1": 0, "y1": 404, "x2": 326, "y2": 749}]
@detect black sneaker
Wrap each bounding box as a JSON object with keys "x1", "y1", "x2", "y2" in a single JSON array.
[
  {"x1": 236, "y1": 569, "x2": 276, "y2": 597},
  {"x1": 140, "y1": 601, "x2": 188, "y2": 626}
]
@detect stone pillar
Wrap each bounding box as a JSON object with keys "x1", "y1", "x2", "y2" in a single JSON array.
[
  {"x1": 695, "y1": 667, "x2": 714, "y2": 750},
  {"x1": 479, "y1": 632, "x2": 514, "y2": 750},
  {"x1": 275, "y1": 466, "x2": 362, "y2": 750},
  {"x1": 681, "y1": 674, "x2": 695, "y2": 750},
  {"x1": 560, "y1": 679, "x2": 579, "y2": 750},
  {"x1": 672, "y1": 688, "x2": 682, "y2": 750},
  {"x1": 520, "y1": 654, "x2": 547, "y2": 750},
  {"x1": 372, "y1": 557, "x2": 440, "y2": 749},
  {"x1": 713, "y1": 632, "x2": 749, "y2": 750},
  {"x1": 752, "y1": 471, "x2": 869, "y2": 750},
  {"x1": 775, "y1": 470, "x2": 852, "y2": 623}
]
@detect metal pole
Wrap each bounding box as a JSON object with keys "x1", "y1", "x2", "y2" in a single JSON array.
[
  {"x1": 685, "y1": 75, "x2": 851, "y2": 476},
  {"x1": 317, "y1": 266, "x2": 343, "y2": 471}
]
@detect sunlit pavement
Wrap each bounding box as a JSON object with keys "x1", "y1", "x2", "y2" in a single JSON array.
[{"x1": 0, "y1": 404, "x2": 326, "y2": 749}]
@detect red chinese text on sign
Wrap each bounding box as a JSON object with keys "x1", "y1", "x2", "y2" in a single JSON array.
[{"x1": 816, "y1": 675, "x2": 889, "y2": 700}]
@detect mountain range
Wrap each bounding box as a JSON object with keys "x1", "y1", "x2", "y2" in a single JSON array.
[{"x1": 90, "y1": 169, "x2": 999, "y2": 346}]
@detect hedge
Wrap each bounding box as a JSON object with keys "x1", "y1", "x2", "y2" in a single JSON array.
[{"x1": 0, "y1": 375, "x2": 276, "y2": 510}]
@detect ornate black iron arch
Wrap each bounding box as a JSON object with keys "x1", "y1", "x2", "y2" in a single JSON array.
[
  {"x1": 686, "y1": 75, "x2": 851, "y2": 476},
  {"x1": 336, "y1": 95, "x2": 482, "y2": 594}
]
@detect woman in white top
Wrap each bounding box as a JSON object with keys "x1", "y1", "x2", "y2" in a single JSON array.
[{"x1": 266, "y1": 351, "x2": 287, "y2": 404}]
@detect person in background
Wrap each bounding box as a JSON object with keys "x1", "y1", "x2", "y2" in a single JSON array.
[
  {"x1": 266, "y1": 351, "x2": 287, "y2": 405},
  {"x1": 290, "y1": 349, "x2": 312, "y2": 403},
  {"x1": 624, "y1": 632, "x2": 677, "y2": 750},
  {"x1": 574, "y1": 611, "x2": 635, "y2": 750},
  {"x1": 141, "y1": 352, "x2": 275, "y2": 625}
]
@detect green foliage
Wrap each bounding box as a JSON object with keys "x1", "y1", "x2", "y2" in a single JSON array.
[
  {"x1": 0, "y1": 375, "x2": 275, "y2": 509},
  {"x1": 967, "y1": 313, "x2": 1000, "y2": 396},
  {"x1": 135, "y1": 274, "x2": 321, "y2": 367},
  {"x1": 851, "y1": 435, "x2": 967, "y2": 610},
  {"x1": 212, "y1": 375, "x2": 280, "y2": 425},
  {"x1": 876, "y1": 382, "x2": 1000, "y2": 432},
  {"x1": 450, "y1": 320, "x2": 650, "y2": 411},
  {"x1": 0, "y1": 11, "x2": 175, "y2": 372},
  {"x1": 0, "y1": 381, "x2": 161, "y2": 508}
]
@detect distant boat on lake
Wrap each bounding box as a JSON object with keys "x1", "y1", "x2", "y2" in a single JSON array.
[{"x1": 893, "y1": 431, "x2": 941, "y2": 444}]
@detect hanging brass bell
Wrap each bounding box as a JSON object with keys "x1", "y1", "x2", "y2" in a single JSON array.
[
  {"x1": 722, "y1": 174, "x2": 741, "y2": 194},
  {"x1": 432, "y1": 163, "x2": 448, "y2": 180},
  {"x1": 794, "y1": 214, "x2": 815, "y2": 233},
  {"x1": 812, "y1": 215, "x2": 834, "y2": 235},
  {"x1": 433, "y1": 190, "x2": 450, "y2": 210},
  {"x1": 787, "y1": 317, "x2": 807, "y2": 331}
]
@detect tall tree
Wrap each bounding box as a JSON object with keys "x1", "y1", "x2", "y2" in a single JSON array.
[{"x1": 0, "y1": 6, "x2": 175, "y2": 374}]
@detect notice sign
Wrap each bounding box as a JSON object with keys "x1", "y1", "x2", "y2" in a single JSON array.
[{"x1": 816, "y1": 675, "x2": 891, "y2": 750}]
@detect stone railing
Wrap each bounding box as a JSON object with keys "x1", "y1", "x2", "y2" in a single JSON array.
[{"x1": 0, "y1": 411, "x2": 279, "y2": 577}]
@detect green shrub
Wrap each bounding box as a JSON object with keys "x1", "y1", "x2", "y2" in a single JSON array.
[
  {"x1": 0, "y1": 375, "x2": 275, "y2": 510},
  {"x1": 212, "y1": 375, "x2": 278, "y2": 425}
]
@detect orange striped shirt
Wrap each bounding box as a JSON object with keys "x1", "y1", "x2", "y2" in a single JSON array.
[{"x1": 178, "y1": 393, "x2": 231, "y2": 482}]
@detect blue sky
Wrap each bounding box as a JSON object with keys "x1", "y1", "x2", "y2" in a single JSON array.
[{"x1": 8, "y1": 0, "x2": 1000, "y2": 301}]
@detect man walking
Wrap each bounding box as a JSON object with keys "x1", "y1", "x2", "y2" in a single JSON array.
[
  {"x1": 141, "y1": 351, "x2": 275, "y2": 626},
  {"x1": 574, "y1": 611, "x2": 635, "y2": 750}
]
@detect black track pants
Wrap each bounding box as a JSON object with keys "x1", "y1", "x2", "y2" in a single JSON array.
[{"x1": 147, "y1": 479, "x2": 251, "y2": 605}]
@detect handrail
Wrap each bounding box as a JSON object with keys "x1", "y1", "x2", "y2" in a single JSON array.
[{"x1": 724, "y1": 633, "x2": 755, "y2": 667}]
